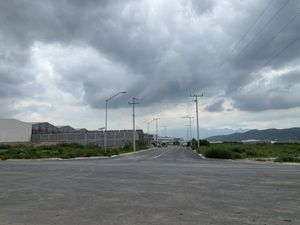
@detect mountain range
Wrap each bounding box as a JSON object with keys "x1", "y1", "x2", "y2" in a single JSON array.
[{"x1": 207, "y1": 128, "x2": 300, "y2": 142}]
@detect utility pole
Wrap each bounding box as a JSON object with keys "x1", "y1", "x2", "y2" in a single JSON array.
[
  {"x1": 182, "y1": 115, "x2": 193, "y2": 140},
  {"x1": 129, "y1": 97, "x2": 139, "y2": 152},
  {"x1": 190, "y1": 94, "x2": 203, "y2": 148},
  {"x1": 153, "y1": 118, "x2": 160, "y2": 147},
  {"x1": 185, "y1": 125, "x2": 190, "y2": 141}
]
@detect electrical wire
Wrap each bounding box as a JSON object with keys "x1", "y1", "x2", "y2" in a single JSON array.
[
  {"x1": 218, "y1": 0, "x2": 274, "y2": 67},
  {"x1": 251, "y1": 12, "x2": 300, "y2": 60},
  {"x1": 254, "y1": 32, "x2": 300, "y2": 74},
  {"x1": 232, "y1": 0, "x2": 274, "y2": 53},
  {"x1": 237, "y1": 0, "x2": 291, "y2": 57}
]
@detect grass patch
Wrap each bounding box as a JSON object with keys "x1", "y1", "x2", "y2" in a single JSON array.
[
  {"x1": 194, "y1": 142, "x2": 300, "y2": 162},
  {"x1": 0, "y1": 141, "x2": 148, "y2": 160},
  {"x1": 274, "y1": 155, "x2": 300, "y2": 163}
]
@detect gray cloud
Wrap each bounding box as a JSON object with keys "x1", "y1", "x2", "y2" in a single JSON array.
[
  {"x1": 232, "y1": 68, "x2": 300, "y2": 111},
  {"x1": 0, "y1": 0, "x2": 300, "y2": 117},
  {"x1": 206, "y1": 99, "x2": 225, "y2": 112}
]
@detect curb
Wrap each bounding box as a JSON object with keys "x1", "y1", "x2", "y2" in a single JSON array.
[{"x1": 191, "y1": 148, "x2": 206, "y2": 159}]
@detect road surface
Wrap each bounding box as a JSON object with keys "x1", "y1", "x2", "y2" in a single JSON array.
[{"x1": 0, "y1": 146, "x2": 299, "y2": 225}]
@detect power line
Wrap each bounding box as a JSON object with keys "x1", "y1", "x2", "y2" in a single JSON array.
[
  {"x1": 237, "y1": 0, "x2": 291, "y2": 56},
  {"x1": 251, "y1": 12, "x2": 300, "y2": 61},
  {"x1": 254, "y1": 32, "x2": 300, "y2": 74},
  {"x1": 232, "y1": 0, "x2": 274, "y2": 53},
  {"x1": 219, "y1": 0, "x2": 274, "y2": 67}
]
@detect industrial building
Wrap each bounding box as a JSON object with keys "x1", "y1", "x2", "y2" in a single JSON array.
[
  {"x1": 0, "y1": 119, "x2": 32, "y2": 143},
  {"x1": 0, "y1": 119, "x2": 151, "y2": 148}
]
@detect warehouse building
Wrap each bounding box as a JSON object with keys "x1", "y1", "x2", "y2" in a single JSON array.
[
  {"x1": 32, "y1": 122, "x2": 59, "y2": 134},
  {"x1": 0, "y1": 119, "x2": 32, "y2": 143},
  {"x1": 57, "y1": 125, "x2": 77, "y2": 133}
]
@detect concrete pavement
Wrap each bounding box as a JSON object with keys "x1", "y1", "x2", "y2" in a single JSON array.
[{"x1": 0, "y1": 146, "x2": 299, "y2": 225}]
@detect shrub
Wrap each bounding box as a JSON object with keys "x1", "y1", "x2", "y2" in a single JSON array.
[
  {"x1": 0, "y1": 144, "x2": 10, "y2": 150},
  {"x1": 204, "y1": 147, "x2": 232, "y2": 159},
  {"x1": 232, "y1": 147, "x2": 245, "y2": 153},
  {"x1": 57, "y1": 143, "x2": 83, "y2": 148},
  {"x1": 0, "y1": 155, "x2": 9, "y2": 160},
  {"x1": 200, "y1": 140, "x2": 210, "y2": 146},
  {"x1": 85, "y1": 148, "x2": 102, "y2": 157},
  {"x1": 190, "y1": 139, "x2": 210, "y2": 149},
  {"x1": 275, "y1": 155, "x2": 300, "y2": 163},
  {"x1": 61, "y1": 149, "x2": 77, "y2": 159},
  {"x1": 245, "y1": 149, "x2": 259, "y2": 157},
  {"x1": 136, "y1": 140, "x2": 147, "y2": 150},
  {"x1": 123, "y1": 142, "x2": 132, "y2": 151},
  {"x1": 231, "y1": 152, "x2": 242, "y2": 159},
  {"x1": 25, "y1": 149, "x2": 40, "y2": 159}
]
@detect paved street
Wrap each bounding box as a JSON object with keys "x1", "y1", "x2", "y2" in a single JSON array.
[{"x1": 0, "y1": 146, "x2": 299, "y2": 225}]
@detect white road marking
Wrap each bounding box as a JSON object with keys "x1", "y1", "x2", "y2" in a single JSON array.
[{"x1": 152, "y1": 148, "x2": 171, "y2": 159}]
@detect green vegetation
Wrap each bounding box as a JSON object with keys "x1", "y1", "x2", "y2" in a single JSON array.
[
  {"x1": 188, "y1": 139, "x2": 210, "y2": 148},
  {"x1": 0, "y1": 141, "x2": 148, "y2": 160},
  {"x1": 191, "y1": 141, "x2": 300, "y2": 162}
]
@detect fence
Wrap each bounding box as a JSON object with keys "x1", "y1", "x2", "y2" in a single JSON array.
[{"x1": 31, "y1": 130, "x2": 140, "y2": 149}]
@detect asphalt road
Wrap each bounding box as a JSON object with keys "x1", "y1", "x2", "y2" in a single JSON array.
[{"x1": 0, "y1": 146, "x2": 299, "y2": 225}]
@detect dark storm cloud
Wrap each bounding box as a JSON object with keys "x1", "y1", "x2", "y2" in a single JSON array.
[
  {"x1": 0, "y1": 48, "x2": 34, "y2": 100},
  {"x1": 230, "y1": 0, "x2": 300, "y2": 71},
  {"x1": 233, "y1": 90, "x2": 300, "y2": 112},
  {"x1": 0, "y1": 71, "x2": 24, "y2": 97},
  {"x1": 206, "y1": 99, "x2": 225, "y2": 112},
  {"x1": 212, "y1": 0, "x2": 300, "y2": 111},
  {"x1": 0, "y1": 0, "x2": 300, "y2": 114}
]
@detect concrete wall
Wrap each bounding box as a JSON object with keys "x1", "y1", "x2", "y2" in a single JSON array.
[{"x1": 0, "y1": 119, "x2": 32, "y2": 143}]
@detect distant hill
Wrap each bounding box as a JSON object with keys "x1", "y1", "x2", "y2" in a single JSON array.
[{"x1": 207, "y1": 128, "x2": 300, "y2": 142}]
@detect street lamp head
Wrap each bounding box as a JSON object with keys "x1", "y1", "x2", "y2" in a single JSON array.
[{"x1": 107, "y1": 91, "x2": 127, "y2": 102}]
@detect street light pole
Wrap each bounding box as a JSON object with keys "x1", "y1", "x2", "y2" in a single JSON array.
[
  {"x1": 190, "y1": 94, "x2": 203, "y2": 148},
  {"x1": 104, "y1": 91, "x2": 126, "y2": 152},
  {"x1": 162, "y1": 126, "x2": 167, "y2": 138},
  {"x1": 153, "y1": 118, "x2": 160, "y2": 147},
  {"x1": 128, "y1": 97, "x2": 139, "y2": 152},
  {"x1": 104, "y1": 100, "x2": 108, "y2": 151},
  {"x1": 147, "y1": 120, "x2": 153, "y2": 146},
  {"x1": 189, "y1": 117, "x2": 192, "y2": 140}
]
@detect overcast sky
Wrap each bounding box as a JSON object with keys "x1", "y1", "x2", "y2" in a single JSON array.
[{"x1": 0, "y1": 0, "x2": 300, "y2": 138}]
